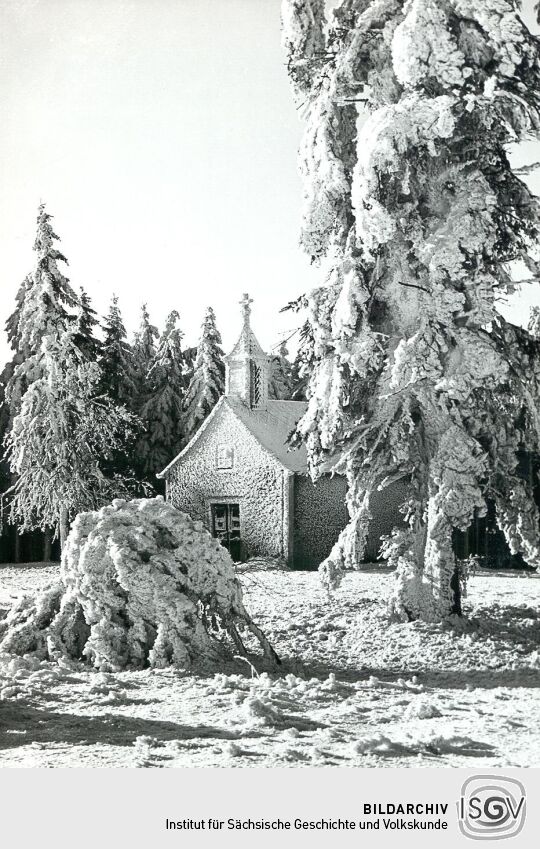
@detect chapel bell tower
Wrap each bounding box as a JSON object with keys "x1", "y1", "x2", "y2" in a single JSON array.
[{"x1": 225, "y1": 294, "x2": 269, "y2": 409}]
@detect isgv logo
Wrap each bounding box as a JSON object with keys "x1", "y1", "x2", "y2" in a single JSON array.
[{"x1": 458, "y1": 775, "x2": 526, "y2": 840}]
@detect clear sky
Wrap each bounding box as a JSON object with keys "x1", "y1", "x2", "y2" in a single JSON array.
[
  {"x1": 0, "y1": 0, "x2": 317, "y2": 358},
  {"x1": 1, "y1": 0, "x2": 539, "y2": 362}
]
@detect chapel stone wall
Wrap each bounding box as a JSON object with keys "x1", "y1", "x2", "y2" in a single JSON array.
[
  {"x1": 166, "y1": 404, "x2": 287, "y2": 560},
  {"x1": 292, "y1": 474, "x2": 349, "y2": 569},
  {"x1": 293, "y1": 476, "x2": 408, "y2": 568}
]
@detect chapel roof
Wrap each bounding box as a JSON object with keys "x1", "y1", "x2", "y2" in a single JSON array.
[
  {"x1": 226, "y1": 396, "x2": 308, "y2": 472},
  {"x1": 157, "y1": 396, "x2": 308, "y2": 478}
]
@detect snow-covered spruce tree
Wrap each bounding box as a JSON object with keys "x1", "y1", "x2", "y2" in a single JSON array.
[
  {"x1": 4, "y1": 206, "x2": 78, "y2": 417},
  {"x1": 0, "y1": 372, "x2": 11, "y2": 505},
  {"x1": 132, "y1": 302, "x2": 159, "y2": 397},
  {"x1": 73, "y1": 287, "x2": 102, "y2": 361},
  {"x1": 268, "y1": 341, "x2": 294, "y2": 399},
  {"x1": 2, "y1": 206, "x2": 81, "y2": 558},
  {"x1": 137, "y1": 310, "x2": 187, "y2": 478},
  {"x1": 282, "y1": 1, "x2": 540, "y2": 621},
  {"x1": 0, "y1": 497, "x2": 278, "y2": 671},
  {"x1": 2, "y1": 278, "x2": 32, "y2": 471},
  {"x1": 5, "y1": 327, "x2": 135, "y2": 550},
  {"x1": 95, "y1": 295, "x2": 141, "y2": 485},
  {"x1": 290, "y1": 351, "x2": 308, "y2": 401},
  {"x1": 99, "y1": 294, "x2": 138, "y2": 408},
  {"x1": 182, "y1": 344, "x2": 197, "y2": 388},
  {"x1": 5, "y1": 275, "x2": 32, "y2": 359},
  {"x1": 131, "y1": 303, "x2": 160, "y2": 482},
  {"x1": 182, "y1": 307, "x2": 225, "y2": 442},
  {"x1": 284, "y1": 311, "x2": 313, "y2": 402}
]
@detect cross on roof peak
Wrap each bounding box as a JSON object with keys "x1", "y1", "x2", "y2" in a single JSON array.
[{"x1": 240, "y1": 293, "x2": 253, "y2": 325}]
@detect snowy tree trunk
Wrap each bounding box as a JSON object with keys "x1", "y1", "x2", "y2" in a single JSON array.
[
  {"x1": 389, "y1": 489, "x2": 461, "y2": 622},
  {"x1": 42, "y1": 528, "x2": 52, "y2": 562},
  {"x1": 13, "y1": 529, "x2": 20, "y2": 564},
  {"x1": 423, "y1": 491, "x2": 460, "y2": 619},
  {"x1": 59, "y1": 507, "x2": 69, "y2": 552}
]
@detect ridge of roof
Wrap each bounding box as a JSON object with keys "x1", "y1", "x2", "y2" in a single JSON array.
[
  {"x1": 157, "y1": 396, "x2": 308, "y2": 478},
  {"x1": 156, "y1": 396, "x2": 226, "y2": 478}
]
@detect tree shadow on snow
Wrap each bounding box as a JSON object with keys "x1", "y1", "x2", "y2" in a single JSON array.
[
  {"x1": 281, "y1": 658, "x2": 540, "y2": 690},
  {"x1": 0, "y1": 701, "x2": 243, "y2": 752},
  {"x1": 416, "y1": 667, "x2": 540, "y2": 690},
  {"x1": 461, "y1": 603, "x2": 539, "y2": 641}
]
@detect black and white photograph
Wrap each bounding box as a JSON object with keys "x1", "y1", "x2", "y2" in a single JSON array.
[{"x1": 0, "y1": 0, "x2": 540, "y2": 783}]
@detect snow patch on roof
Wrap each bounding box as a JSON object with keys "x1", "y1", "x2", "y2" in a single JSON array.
[{"x1": 225, "y1": 397, "x2": 308, "y2": 472}]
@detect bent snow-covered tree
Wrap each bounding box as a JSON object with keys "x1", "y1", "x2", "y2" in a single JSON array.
[
  {"x1": 0, "y1": 498, "x2": 278, "y2": 670},
  {"x1": 282, "y1": 0, "x2": 540, "y2": 621}
]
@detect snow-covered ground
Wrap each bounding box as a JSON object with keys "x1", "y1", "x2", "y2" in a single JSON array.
[{"x1": 0, "y1": 562, "x2": 539, "y2": 768}]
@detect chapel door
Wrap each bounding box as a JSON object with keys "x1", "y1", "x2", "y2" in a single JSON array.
[{"x1": 211, "y1": 503, "x2": 241, "y2": 561}]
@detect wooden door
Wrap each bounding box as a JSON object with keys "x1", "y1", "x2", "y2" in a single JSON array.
[{"x1": 211, "y1": 503, "x2": 241, "y2": 561}]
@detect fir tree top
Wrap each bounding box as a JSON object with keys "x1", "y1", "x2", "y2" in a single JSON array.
[
  {"x1": 99, "y1": 294, "x2": 138, "y2": 406},
  {"x1": 4, "y1": 204, "x2": 80, "y2": 415},
  {"x1": 182, "y1": 307, "x2": 225, "y2": 441},
  {"x1": 148, "y1": 310, "x2": 185, "y2": 387},
  {"x1": 133, "y1": 303, "x2": 159, "y2": 369},
  {"x1": 135, "y1": 310, "x2": 187, "y2": 480},
  {"x1": 73, "y1": 287, "x2": 102, "y2": 360},
  {"x1": 16, "y1": 204, "x2": 78, "y2": 356}
]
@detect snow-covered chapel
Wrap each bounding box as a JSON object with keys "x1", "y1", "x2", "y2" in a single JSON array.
[
  {"x1": 159, "y1": 296, "x2": 401, "y2": 567},
  {"x1": 157, "y1": 296, "x2": 344, "y2": 567}
]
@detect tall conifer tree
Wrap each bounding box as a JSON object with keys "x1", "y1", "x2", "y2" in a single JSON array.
[
  {"x1": 5, "y1": 205, "x2": 78, "y2": 416},
  {"x1": 136, "y1": 310, "x2": 187, "y2": 479},
  {"x1": 283, "y1": 0, "x2": 540, "y2": 620},
  {"x1": 73, "y1": 287, "x2": 102, "y2": 361},
  {"x1": 99, "y1": 295, "x2": 138, "y2": 407},
  {"x1": 3, "y1": 206, "x2": 133, "y2": 549},
  {"x1": 182, "y1": 307, "x2": 225, "y2": 442},
  {"x1": 132, "y1": 303, "x2": 159, "y2": 398},
  {"x1": 2, "y1": 205, "x2": 80, "y2": 558},
  {"x1": 7, "y1": 330, "x2": 134, "y2": 549}
]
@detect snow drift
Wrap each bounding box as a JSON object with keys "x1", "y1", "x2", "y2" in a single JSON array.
[{"x1": 0, "y1": 497, "x2": 277, "y2": 671}]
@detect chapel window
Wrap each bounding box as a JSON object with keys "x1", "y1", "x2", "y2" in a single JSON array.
[{"x1": 216, "y1": 444, "x2": 234, "y2": 469}]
